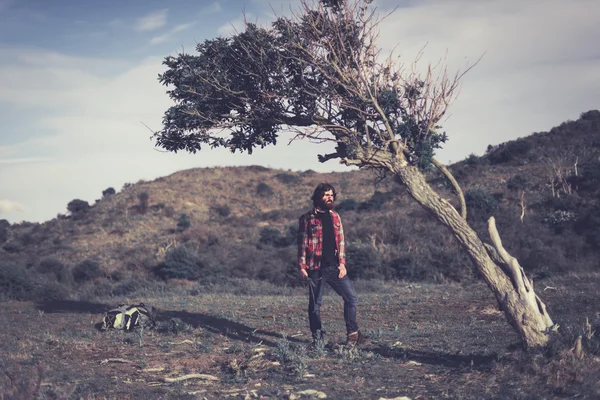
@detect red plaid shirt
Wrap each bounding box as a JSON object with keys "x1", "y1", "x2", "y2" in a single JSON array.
[{"x1": 297, "y1": 208, "x2": 346, "y2": 271}]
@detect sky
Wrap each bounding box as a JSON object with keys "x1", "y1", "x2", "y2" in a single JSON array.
[{"x1": 1, "y1": 0, "x2": 599, "y2": 223}]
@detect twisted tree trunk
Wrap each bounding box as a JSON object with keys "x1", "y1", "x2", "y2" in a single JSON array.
[{"x1": 392, "y1": 163, "x2": 554, "y2": 349}]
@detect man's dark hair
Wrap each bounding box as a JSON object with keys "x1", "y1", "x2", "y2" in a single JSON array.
[{"x1": 311, "y1": 183, "x2": 337, "y2": 207}]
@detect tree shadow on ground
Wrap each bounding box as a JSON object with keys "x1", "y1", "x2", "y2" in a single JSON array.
[
  {"x1": 34, "y1": 300, "x2": 299, "y2": 348},
  {"x1": 35, "y1": 300, "x2": 110, "y2": 314},
  {"x1": 372, "y1": 344, "x2": 499, "y2": 371},
  {"x1": 158, "y1": 309, "x2": 303, "y2": 348}
]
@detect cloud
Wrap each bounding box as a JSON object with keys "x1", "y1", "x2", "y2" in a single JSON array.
[
  {"x1": 134, "y1": 9, "x2": 168, "y2": 32},
  {"x1": 150, "y1": 23, "x2": 194, "y2": 45},
  {"x1": 0, "y1": 199, "x2": 24, "y2": 213},
  {"x1": 201, "y1": 2, "x2": 222, "y2": 15}
]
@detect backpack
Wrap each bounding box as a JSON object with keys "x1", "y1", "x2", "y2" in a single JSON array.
[{"x1": 101, "y1": 303, "x2": 156, "y2": 331}]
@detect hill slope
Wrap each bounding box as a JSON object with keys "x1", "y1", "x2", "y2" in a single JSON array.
[{"x1": 1, "y1": 110, "x2": 599, "y2": 301}]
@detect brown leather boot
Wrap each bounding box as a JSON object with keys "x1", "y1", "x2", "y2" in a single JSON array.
[{"x1": 346, "y1": 330, "x2": 366, "y2": 346}]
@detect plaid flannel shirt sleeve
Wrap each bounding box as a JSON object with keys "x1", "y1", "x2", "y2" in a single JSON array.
[{"x1": 297, "y1": 214, "x2": 309, "y2": 270}]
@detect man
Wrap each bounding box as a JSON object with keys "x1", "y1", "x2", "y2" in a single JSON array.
[{"x1": 297, "y1": 183, "x2": 365, "y2": 346}]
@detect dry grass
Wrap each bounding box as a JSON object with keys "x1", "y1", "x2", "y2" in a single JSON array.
[{"x1": 1, "y1": 275, "x2": 599, "y2": 399}]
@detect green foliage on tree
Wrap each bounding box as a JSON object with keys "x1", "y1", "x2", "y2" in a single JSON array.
[{"x1": 153, "y1": 0, "x2": 453, "y2": 171}]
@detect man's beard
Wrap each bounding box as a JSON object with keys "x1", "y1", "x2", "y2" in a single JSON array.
[{"x1": 319, "y1": 199, "x2": 335, "y2": 210}]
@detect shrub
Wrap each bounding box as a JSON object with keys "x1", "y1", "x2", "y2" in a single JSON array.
[
  {"x1": 387, "y1": 256, "x2": 426, "y2": 281},
  {"x1": 177, "y1": 213, "x2": 191, "y2": 231},
  {"x1": 0, "y1": 262, "x2": 36, "y2": 301},
  {"x1": 67, "y1": 199, "x2": 90, "y2": 218},
  {"x1": 102, "y1": 187, "x2": 116, "y2": 197},
  {"x1": 275, "y1": 173, "x2": 300, "y2": 185},
  {"x1": 37, "y1": 258, "x2": 73, "y2": 284},
  {"x1": 154, "y1": 245, "x2": 207, "y2": 280},
  {"x1": 33, "y1": 282, "x2": 69, "y2": 302},
  {"x1": 465, "y1": 188, "x2": 499, "y2": 221},
  {"x1": 72, "y1": 259, "x2": 103, "y2": 283},
  {"x1": 138, "y1": 192, "x2": 149, "y2": 214},
  {"x1": 488, "y1": 140, "x2": 532, "y2": 165},
  {"x1": 37, "y1": 257, "x2": 65, "y2": 274},
  {"x1": 464, "y1": 153, "x2": 482, "y2": 165},
  {"x1": 256, "y1": 182, "x2": 274, "y2": 197},
  {"x1": 336, "y1": 199, "x2": 358, "y2": 212},
  {"x1": 246, "y1": 165, "x2": 269, "y2": 172},
  {"x1": 211, "y1": 203, "x2": 231, "y2": 218},
  {"x1": 259, "y1": 226, "x2": 295, "y2": 248},
  {"x1": 346, "y1": 244, "x2": 382, "y2": 280},
  {"x1": 506, "y1": 174, "x2": 529, "y2": 191}
]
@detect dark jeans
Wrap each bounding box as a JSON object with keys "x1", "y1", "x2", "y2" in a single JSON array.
[{"x1": 307, "y1": 265, "x2": 358, "y2": 337}]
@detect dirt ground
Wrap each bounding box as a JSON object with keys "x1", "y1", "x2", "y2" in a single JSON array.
[{"x1": 1, "y1": 275, "x2": 599, "y2": 400}]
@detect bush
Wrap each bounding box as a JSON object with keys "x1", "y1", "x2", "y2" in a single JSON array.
[
  {"x1": 211, "y1": 203, "x2": 231, "y2": 218},
  {"x1": 346, "y1": 244, "x2": 382, "y2": 280},
  {"x1": 37, "y1": 258, "x2": 73, "y2": 284},
  {"x1": 488, "y1": 140, "x2": 532, "y2": 165},
  {"x1": 506, "y1": 174, "x2": 529, "y2": 191},
  {"x1": 387, "y1": 256, "x2": 426, "y2": 281},
  {"x1": 102, "y1": 187, "x2": 116, "y2": 197},
  {"x1": 336, "y1": 199, "x2": 358, "y2": 212},
  {"x1": 67, "y1": 199, "x2": 90, "y2": 219},
  {"x1": 155, "y1": 245, "x2": 207, "y2": 280},
  {"x1": 256, "y1": 182, "x2": 274, "y2": 197},
  {"x1": 464, "y1": 153, "x2": 482, "y2": 165},
  {"x1": 177, "y1": 213, "x2": 191, "y2": 231},
  {"x1": 72, "y1": 259, "x2": 103, "y2": 283},
  {"x1": 33, "y1": 282, "x2": 69, "y2": 302},
  {"x1": 259, "y1": 226, "x2": 295, "y2": 248},
  {"x1": 465, "y1": 188, "x2": 499, "y2": 221},
  {"x1": 275, "y1": 173, "x2": 300, "y2": 185},
  {"x1": 0, "y1": 262, "x2": 36, "y2": 301}
]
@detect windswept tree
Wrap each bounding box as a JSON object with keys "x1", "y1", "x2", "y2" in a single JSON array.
[{"x1": 154, "y1": 0, "x2": 554, "y2": 349}]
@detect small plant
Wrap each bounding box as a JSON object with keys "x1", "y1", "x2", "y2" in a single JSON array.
[
  {"x1": 177, "y1": 213, "x2": 191, "y2": 231},
  {"x1": 334, "y1": 344, "x2": 363, "y2": 362},
  {"x1": 275, "y1": 336, "x2": 294, "y2": 363},
  {"x1": 293, "y1": 345, "x2": 308, "y2": 379}
]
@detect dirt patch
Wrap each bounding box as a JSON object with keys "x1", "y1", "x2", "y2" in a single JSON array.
[{"x1": 1, "y1": 275, "x2": 599, "y2": 399}]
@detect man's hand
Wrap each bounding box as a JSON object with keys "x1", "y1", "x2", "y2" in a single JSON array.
[
  {"x1": 299, "y1": 269, "x2": 309, "y2": 281},
  {"x1": 338, "y1": 264, "x2": 347, "y2": 279}
]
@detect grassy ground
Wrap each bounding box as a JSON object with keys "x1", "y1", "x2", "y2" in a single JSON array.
[{"x1": 1, "y1": 275, "x2": 599, "y2": 400}]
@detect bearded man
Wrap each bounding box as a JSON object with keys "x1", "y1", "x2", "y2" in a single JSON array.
[{"x1": 297, "y1": 182, "x2": 365, "y2": 346}]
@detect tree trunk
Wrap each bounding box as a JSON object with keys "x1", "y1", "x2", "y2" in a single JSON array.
[{"x1": 392, "y1": 163, "x2": 554, "y2": 349}]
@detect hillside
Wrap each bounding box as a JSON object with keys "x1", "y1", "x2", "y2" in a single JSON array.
[{"x1": 1, "y1": 110, "x2": 599, "y2": 302}]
